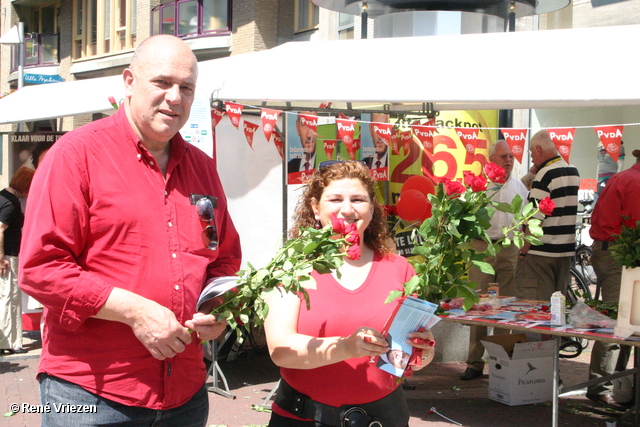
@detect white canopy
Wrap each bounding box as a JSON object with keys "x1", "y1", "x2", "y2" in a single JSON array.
[
  {"x1": 197, "y1": 24, "x2": 640, "y2": 113},
  {"x1": 0, "y1": 75, "x2": 124, "y2": 125},
  {"x1": 1, "y1": 24, "x2": 639, "y2": 125}
]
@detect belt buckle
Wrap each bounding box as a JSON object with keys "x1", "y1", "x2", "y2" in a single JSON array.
[{"x1": 341, "y1": 407, "x2": 382, "y2": 427}]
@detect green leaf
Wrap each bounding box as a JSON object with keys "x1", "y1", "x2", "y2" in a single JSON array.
[
  {"x1": 471, "y1": 260, "x2": 495, "y2": 275},
  {"x1": 385, "y1": 290, "x2": 403, "y2": 303}
]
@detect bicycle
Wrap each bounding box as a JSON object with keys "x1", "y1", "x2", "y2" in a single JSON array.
[
  {"x1": 559, "y1": 267, "x2": 592, "y2": 358},
  {"x1": 574, "y1": 199, "x2": 598, "y2": 297}
]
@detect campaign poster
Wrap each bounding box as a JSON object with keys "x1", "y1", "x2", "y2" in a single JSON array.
[
  {"x1": 360, "y1": 113, "x2": 391, "y2": 182},
  {"x1": 286, "y1": 114, "x2": 361, "y2": 185}
]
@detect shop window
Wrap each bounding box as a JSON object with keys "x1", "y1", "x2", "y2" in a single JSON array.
[
  {"x1": 294, "y1": 0, "x2": 319, "y2": 33},
  {"x1": 72, "y1": 0, "x2": 137, "y2": 60},
  {"x1": 338, "y1": 13, "x2": 354, "y2": 40},
  {"x1": 151, "y1": 0, "x2": 229, "y2": 37}
]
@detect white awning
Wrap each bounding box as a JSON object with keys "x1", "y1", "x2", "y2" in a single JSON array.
[
  {"x1": 196, "y1": 24, "x2": 640, "y2": 113},
  {"x1": 1, "y1": 24, "x2": 640, "y2": 125},
  {"x1": 0, "y1": 75, "x2": 124, "y2": 125}
]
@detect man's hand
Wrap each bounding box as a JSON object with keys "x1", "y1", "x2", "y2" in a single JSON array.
[
  {"x1": 94, "y1": 288, "x2": 192, "y2": 360},
  {"x1": 185, "y1": 312, "x2": 227, "y2": 342},
  {"x1": 128, "y1": 300, "x2": 193, "y2": 360},
  {"x1": 0, "y1": 257, "x2": 10, "y2": 278}
]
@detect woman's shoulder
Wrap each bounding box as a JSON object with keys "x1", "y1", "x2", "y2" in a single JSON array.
[{"x1": 377, "y1": 253, "x2": 413, "y2": 269}]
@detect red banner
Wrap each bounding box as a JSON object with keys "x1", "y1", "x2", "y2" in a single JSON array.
[
  {"x1": 211, "y1": 109, "x2": 226, "y2": 128},
  {"x1": 411, "y1": 123, "x2": 438, "y2": 155},
  {"x1": 260, "y1": 108, "x2": 281, "y2": 142},
  {"x1": 500, "y1": 128, "x2": 528, "y2": 164},
  {"x1": 371, "y1": 122, "x2": 393, "y2": 148},
  {"x1": 273, "y1": 132, "x2": 284, "y2": 160},
  {"x1": 401, "y1": 130, "x2": 412, "y2": 156},
  {"x1": 390, "y1": 130, "x2": 400, "y2": 156},
  {"x1": 593, "y1": 125, "x2": 624, "y2": 163},
  {"x1": 298, "y1": 114, "x2": 319, "y2": 136},
  {"x1": 243, "y1": 121, "x2": 259, "y2": 149},
  {"x1": 323, "y1": 139, "x2": 337, "y2": 160},
  {"x1": 456, "y1": 127, "x2": 480, "y2": 164},
  {"x1": 548, "y1": 128, "x2": 576, "y2": 163},
  {"x1": 336, "y1": 118, "x2": 357, "y2": 149},
  {"x1": 225, "y1": 102, "x2": 243, "y2": 129}
]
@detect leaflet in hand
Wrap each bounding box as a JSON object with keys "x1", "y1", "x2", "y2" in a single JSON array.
[
  {"x1": 374, "y1": 296, "x2": 440, "y2": 377},
  {"x1": 196, "y1": 276, "x2": 239, "y2": 311}
]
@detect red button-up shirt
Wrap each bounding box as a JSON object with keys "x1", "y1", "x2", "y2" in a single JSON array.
[
  {"x1": 590, "y1": 162, "x2": 640, "y2": 241},
  {"x1": 19, "y1": 108, "x2": 242, "y2": 409}
]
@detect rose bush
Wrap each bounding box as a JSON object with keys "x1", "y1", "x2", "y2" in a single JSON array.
[{"x1": 387, "y1": 163, "x2": 555, "y2": 310}]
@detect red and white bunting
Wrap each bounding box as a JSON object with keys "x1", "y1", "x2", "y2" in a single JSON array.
[
  {"x1": 336, "y1": 118, "x2": 357, "y2": 154},
  {"x1": 243, "y1": 121, "x2": 259, "y2": 149},
  {"x1": 225, "y1": 102, "x2": 243, "y2": 129},
  {"x1": 273, "y1": 133, "x2": 285, "y2": 160},
  {"x1": 411, "y1": 123, "x2": 438, "y2": 154},
  {"x1": 456, "y1": 127, "x2": 480, "y2": 164},
  {"x1": 298, "y1": 114, "x2": 319, "y2": 136},
  {"x1": 353, "y1": 138, "x2": 361, "y2": 152},
  {"x1": 260, "y1": 108, "x2": 281, "y2": 142},
  {"x1": 390, "y1": 130, "x2": 401, "y2": 156},
  {"x1": 323, "y1": 139, "x2": 337, "y2": 160},
  {"x1": 211, "y1": 109, "x2": 226, "y2": 129},
  {"x1": 401, "y1": 130, "x2": 412, "y2": 156},
  {"x1": 371, "y1": 122, "x2": 393, "y2": 148},
  {"x1": 593, "y1": 125, "x2": 624, "y2": 163},
  {"x1": 500, "y1": 128, "x2": 528, "y2": 164},
  {"x1": 548, "y1": 128, "x2": 576, "y2": 163}
]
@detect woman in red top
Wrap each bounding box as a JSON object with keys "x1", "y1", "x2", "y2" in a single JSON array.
[{"x1": 264, "y1": 161, "x2": 435, "y2": 427}]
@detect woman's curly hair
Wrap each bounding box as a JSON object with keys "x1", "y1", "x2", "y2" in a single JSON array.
[{"x1": 289, "y1": 161, "x2": 394, "y2": 256}]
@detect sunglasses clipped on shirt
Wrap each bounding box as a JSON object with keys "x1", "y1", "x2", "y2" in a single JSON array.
[{"x1": 191, "y1": 194, "x2": 219, "y2": 250}]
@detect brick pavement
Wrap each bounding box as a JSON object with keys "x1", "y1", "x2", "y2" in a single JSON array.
[{"x1": 0, "y1": 331, "x2": 634, "y2": 427}]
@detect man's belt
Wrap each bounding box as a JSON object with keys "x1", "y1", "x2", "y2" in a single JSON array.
[{"x1": 275, "y1": 378, "x2": 408, "y2": 427}]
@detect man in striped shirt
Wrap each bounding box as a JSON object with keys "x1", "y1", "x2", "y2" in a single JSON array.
[{"x1": 515, "y1": 129, "x2": 580, "y2": 301}]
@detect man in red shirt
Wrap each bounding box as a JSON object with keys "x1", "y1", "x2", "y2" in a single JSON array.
[
  {"x1": 19, "y1": 35, "x2": 241, "y2": 426},
  {"x1": 586, "y1": 149, "x2": 640, "y2": 411}
]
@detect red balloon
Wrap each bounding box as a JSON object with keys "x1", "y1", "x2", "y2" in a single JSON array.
[
  {"x1": 419, "y1": 200, "x2": 433, "y2": 221},
  {"x1": 401, "y1": 175, "x2": 436, "y2": 196},
  {"x1": 396, "y1": 190, "x2": 428, "y2": 222}
]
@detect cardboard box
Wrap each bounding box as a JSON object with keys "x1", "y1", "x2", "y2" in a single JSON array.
[{"x1": 481, "y1": 334, "x2": 555, "y2": 406}]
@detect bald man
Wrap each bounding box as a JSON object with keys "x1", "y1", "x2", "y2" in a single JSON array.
[{"x1": 19, "y1": 35, "x2": 242, "y2": 426}]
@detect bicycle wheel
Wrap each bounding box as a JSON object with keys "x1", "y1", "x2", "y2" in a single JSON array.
[
  {"x1": 568, "y1": 266, "x2": 591, "y2": 304},
  {"x1": 575, "y1": 245, "x2": 597, "y2": 288}
]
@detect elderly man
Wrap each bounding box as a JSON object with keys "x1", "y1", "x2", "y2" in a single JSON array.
[
  {"x1": 515, "y1": 129, "x2": 580, "y2": 301},
  {"x1": 460, "y1": 140, "x2": 529, "y2": 381},
  {"x1": 586, "y1": 149, "x2": 640, "y2": 411},
  {"x1": 19, "y1": 35, "x2": 242, "y2": 426}
]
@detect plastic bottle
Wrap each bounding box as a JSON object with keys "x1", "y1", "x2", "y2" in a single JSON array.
[{"x1": 488, "y1": 283, "x2": 500, "y2": 309}]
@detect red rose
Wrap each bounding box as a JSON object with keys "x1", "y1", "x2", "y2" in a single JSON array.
[
  {"x1": 346, "y1": 243, "x2": 361, "y2": 260},
  {"x1": 331, "y1": 213, "x2": 347, "y2": 234},
  {"x1": 484, "y1": 162, "x2": 507, "y2": 184},
  {"x1": 439, "y1": 178, "x2": 466, "y2": 198},
  {"x1": 538, "y1": 197, "x2": 555, "y2": 216},
  {"x1": 469, "y1": 174, "x2": 487, "y2": 192}
]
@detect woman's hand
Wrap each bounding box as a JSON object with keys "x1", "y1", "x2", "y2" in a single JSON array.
[
  {"x1": 407, "y1": 328, "x2": 436, "y2": 370},
  {"x1": 344, "y1": 327, "x2": 389, "y2": 358}
]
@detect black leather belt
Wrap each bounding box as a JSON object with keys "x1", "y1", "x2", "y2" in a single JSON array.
[{"x1": 275, "y1": 379, "x2": 408, "y2": 427}]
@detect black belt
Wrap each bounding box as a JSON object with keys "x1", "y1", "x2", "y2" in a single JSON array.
[{"x1": 275, "y1": 378, "x2": 409, "y2": 427}]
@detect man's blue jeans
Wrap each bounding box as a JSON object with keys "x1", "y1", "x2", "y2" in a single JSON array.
[{"x1": 39, "y1": 374, "x2": 209, "y2": 427}]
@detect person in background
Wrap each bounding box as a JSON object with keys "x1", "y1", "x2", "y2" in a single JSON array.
[
  {"x1": 31, "y1": 141, "x2": 55, "y2": 169},
  {"x1": 364, "y1": 117, "x2": 390, "y2": 170},
  {"x1": 19, "y1": 35, "x2": 241, "y2": 426},
  {"x1": 264, "y1": 161, "x2": 435, "y2": 427},
  {"x1": 586, "y1": 149, "x2": 640, "y2": 411},
  {"x1": 515, "y1": 129, "x2": 580, "y2": 301},
  {"x1": 0, "y1": 166, "x2": 35, "y2": 355},
  {"x1": 594, "y1": 140, "x2": 625, "y2": 206},
  {"x1": 460, "y1": 140, "x2": 529, "y2": 381}
]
